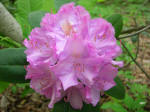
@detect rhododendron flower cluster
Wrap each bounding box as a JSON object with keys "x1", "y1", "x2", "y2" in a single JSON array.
[{"x1": 24, "y1": 3, "x2": 123, "y2": 109}]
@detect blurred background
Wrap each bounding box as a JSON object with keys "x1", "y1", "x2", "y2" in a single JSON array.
[{"x1": 0, "y1": 0, "x2": 150, "y2": 112}]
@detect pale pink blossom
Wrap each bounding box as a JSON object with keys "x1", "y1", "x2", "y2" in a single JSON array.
[{"x1": 24, "y1": 2, "x2": 123, "y2": 109}]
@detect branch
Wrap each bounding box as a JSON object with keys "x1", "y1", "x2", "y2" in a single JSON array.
[
  {"x1": 118, "y1": 25, "x2": 150, "y2": 40},
  {"x1": 121, "y1": 42, "x2": 150, "y2": 80},
  {"x1": 122, "y1": 35, "x2": 140, "y2": 69},
  {"x1": 0, "y1": 2, "x2": 23, "y2": 43},
  {"x1": 133, "y1": 18, "x2": 140, "y2": 61},
  {"x1": 121, "y1": 25, "x2": 145, "y2": 34}
]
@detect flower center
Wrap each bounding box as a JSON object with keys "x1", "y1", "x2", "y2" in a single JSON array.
[
  {"x1": 61, "y1": 21, "x2": 73, "y2": 36},
  {"x1": 73, "y1": 63, "x2": 85, "y2": 73},
  {"x1": 94, "y1": 34, "x2": 106, "y2": 42}
]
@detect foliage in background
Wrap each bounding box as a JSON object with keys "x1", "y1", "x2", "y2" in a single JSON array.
[
  {"x1": 0, "y1": 36, "x2": 22, "y2": 48},
  {"x1": 1, "y1": 0, "x2": 16, "y2": 14},
  {"x1": 11, "y1": 83, "x2": 34, "y2": 98},
  {"x1": 116, "y1": 41, "x2": 135, "y2": 65},
  {"x1": 103, "y1": 39, "x2": 149, "y2": 112},
  {"x1": 0, "y1": 81, "x2": 9, "y2": 93},
  {"x1": 77, "y1": 0, "x2": 150, "y2": 27},
  {"x1": 14, "y1": 0, "x2": 55, "y2": 38},
  {"x1": 101, "y1": 72, "x2": 150, "y2": 112},
  {"x1": 4, "y1": 0, "x2": 149, "y2": 38}
]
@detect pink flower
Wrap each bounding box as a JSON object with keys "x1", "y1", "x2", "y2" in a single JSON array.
[{"x1": 24, "y1": 2, "x2": 123, "y2": 109}]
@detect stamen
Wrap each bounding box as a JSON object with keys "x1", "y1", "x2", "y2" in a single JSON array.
[
  {"x1": 94, "y1": 36, "x2": 97, "y2": 42},
  {"x1": 35, "y1": 41, "x2": 37, "y2": 48},
  {"x1": 103, "y1": 34, "x2": 106, "y2": 38},
  {"x1": 45, "y1": 42, "x2": 49, "y2": 47},
  {"x1": 73, "y1": 63, "x2": 85, "y2": 72},
  {"x1": 61, "y1": 21, "x2": 74, "y2": 36},
  {"x1": 30, "y1": 41, "x2": 33, "y2": 47},
  {"x1": 120, "y1": 40, "x2": 122, "y2": 46}
]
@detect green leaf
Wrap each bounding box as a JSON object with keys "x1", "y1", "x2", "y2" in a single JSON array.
[
  {"x1": 0, "y1": 65, "x2": 28, "y2": 83},
  {"x1": 54, "y1": 0, "x2": 75, "y2": 11},
  {"x1": 105, "y1": 77, "x2": 125, "y2": 99},
  {"x1": 11, "y1": 86, "x2": 17, "y2": 94},
  {"x1": 123, "y1": 94, "x2": 135, "y2": 110},
  {"x1": 15, "y1": 0, "x2": 43, "y2": 17},
  {"x1": 0, "y1": 81, "x2": 9, "y2": 93},
  {"x1": 21, "y1": 86, "x2": 34, "y2": 98},
  {"x1": 0, "y1": 48, "x2": 27, "y2": 65},
  {"x1": 53, "y1": 100, "x2": 100, "y2": 112},
  {"x1": 15, "y1": 0, "x2": 55, "y2": 37},
  {"x1": 107, "y1": 14, "x2": 123, "y2": 37},
  {"x1": 101, "y1": 101, "x2": 127, "y2": 112},
  {"x1": 28, "y1": 11, "x2": 46, "y2": 28},
  {"x1": 42, "y1": 0, "x2": 55, "y2": 12},
  {"x1": 0, "y1": 48, "x2": 28, "y2": 83},
  {"x1": 97, "y1": 0, "x2": 105, "y2": 3},
  {"x1": 15, "y1": 0, "x2": 42, "y2": 37},
  {"x1": 15, "y1": 14, "x2": 31, "y2": 38}
]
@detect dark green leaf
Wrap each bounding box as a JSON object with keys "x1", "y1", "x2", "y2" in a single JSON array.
[
  {"x1": 54, "y1": 0, "x2": 75, "y2": 11},
  {"x1": 105, "y1": 77, "x2": 125, "y2": 99},
  {"x1": 28, "y1": 11, "x2": 46, "y2": 28},
  {"x1": 0, "y1": 48, "x2": 28, "y2": 83},
  {"x1": 53, "y1": 100, "x2": 100, "y2": 112},
  {"x1": 0, "y1": 48, "x2": 27, "y2": 65},
  {"x1": 0, "y1": 81, "x2": 9, "y2": 93},
  {"x1": 107, "y1": 14, "x2": 123, "y2": 37},
  {"x1": 0, "y1": 65, "x2": 28, "y2": 83}
]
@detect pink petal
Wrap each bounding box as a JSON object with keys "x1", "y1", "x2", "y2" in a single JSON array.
[
  {"x1": 59, "y1": 72, "x2": 78, "y2": 91},
  {"x1": 68, "y1": 88, "x2": 83, "y2": 109},
  {"x1": 91, "y1": 88, "x2": 100, "y2": 106}
]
